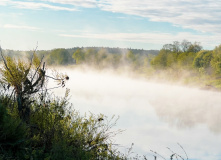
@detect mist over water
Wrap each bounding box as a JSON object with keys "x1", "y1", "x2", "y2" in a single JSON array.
[{"x1": 52, "y1": 67, "x2": 221, "y2": 160}]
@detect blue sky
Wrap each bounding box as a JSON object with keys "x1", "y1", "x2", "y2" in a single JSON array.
[{"x1": 0, "y1": 0, "x2": 221, "y2": 50}]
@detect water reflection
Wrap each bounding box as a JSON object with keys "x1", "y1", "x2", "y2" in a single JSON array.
[
  {"x1": 52, "y1": 68, "x2": 221, "y2": 160},
  {"x1": 146, "y1": 84, "x2": 221, "y2": 133}
]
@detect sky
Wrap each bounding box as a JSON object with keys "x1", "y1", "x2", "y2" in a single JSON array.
[{"x1": 0, "y1": 0, "x2": 221, "y2": 50}]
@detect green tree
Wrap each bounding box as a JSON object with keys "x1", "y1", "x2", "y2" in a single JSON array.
[
  {"x1": 163, "y1": 41, "x2": 181, "y2": 53},
  {"x1": 126, "y1": 50, "x2": 135, "y2": 62},
  {"x1": 151, "y1": 49, "x2": 172, "y2": 69},
  {"x1": 187, "y1": 42, "x2": 202, "y2": 53},
  {"x1": 95, "y1": 48, "x2": 108, "y2": 66},
  {"x1": 84, "y1": 48, "x2": 97, "y2": 65},
  {"x1": 177, "y1": 52, "x2": 196, "y2": 68},
  {"x1": 72, "y1": 48, "x2": 85, "y2": 64},
  {"x1": 47, "y1": 48, "x2": 73, "y2": 65},
  {"x1": 193, "y1": 50, "x2": 212, "y2": 69},
  {"x1": 180, "y1": 40, "x2": 192, "y2": 52},
  {"x1": 211, "y1": 44, "x2": 221, "y2": 75},
  {"x1": 0, "y1": 52, "x2": 45, "y2": 122}
]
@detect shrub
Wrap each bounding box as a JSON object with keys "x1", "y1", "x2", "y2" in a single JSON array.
[{"x1": 0, "y1": 98, "x2": 27, "y2": 159}]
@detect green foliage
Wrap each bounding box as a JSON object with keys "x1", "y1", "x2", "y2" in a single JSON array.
[
  {"x1": 163, "y1": 40, "x2": 202, "y2": 53},
  {"x1": 0, "y1": 56, "x2": 30, "y2": 88},
  {"x1": 0, "y1": 51, "x2": 48, "y2": 122},
  {"x1": 3, "y1": 41, "x2": 221, "y2": 89},
  {"x1": 193, "y1": 50, "x2": 213, "y2": 69},
  {"x1": 0, "y1": 91, "x2": 124, "y2": 160},
  {"x1": 94, "y1": 49, "x2": 108, "y2": 65},
  {"x1": 187, "y1": 42, "x2": 203, "y2": 53},
  {"x1": 151, "y1": 40, "x2": 204, "y2": 70},
  {"x1": 126, "y1": 50, "x2": 136, "y2": 63},
  {"x1": 71, "y1": 47, "x2": 157, "y2": 71},
  {"x1": 211, "y1": 45, "x2": 221, "y2": 75},
  {"x1": 47, "y1": 49, "x2": 73, "y2": 65},
  {"x1": 177, "y1": 52, "x2": 196, "y2": 68},
  {"x1": 213, "y1": 44, "x2": 221, "y2": 56},
  {"x1": 72, "y1": 49, "x2": 85, "y2": 64},
  {"x1": 148, "y1": 41, "x2": 221, "y2": 88},
  {"x1": 151, "y1": 49, "x2": 172, "y2": 69},
  {"x1": 163, "y1": 41, "x2": 181, "y2": 53},
  {"x1": 0, "y1": 100, "x2": 27, "y2": 159}
]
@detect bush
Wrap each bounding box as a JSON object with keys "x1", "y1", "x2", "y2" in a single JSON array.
[
  {"x1": 0, "y1": 98, "x2": 27, "y2": 159},
  {"x1": 0, "y1": 90, "x2": 124, "y2": 160}
]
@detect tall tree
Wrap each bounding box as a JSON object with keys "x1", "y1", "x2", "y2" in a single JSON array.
[
  {"x1": 187, "y1": 42, "x2": 202, "y2": 53},
  {"x1": 181, "y1": 40, "x2": 192, "y2": 52},
  {"x1": 193, "y1": 50, "x2": 212, "y2": 69},
  {"x1": 72, "y1": 48, "x2": 85, "y2": 64}
]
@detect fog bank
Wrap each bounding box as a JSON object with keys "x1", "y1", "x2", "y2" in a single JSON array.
[{"x1": 51, "y1": 67, "x2": 221, "y2": 160}]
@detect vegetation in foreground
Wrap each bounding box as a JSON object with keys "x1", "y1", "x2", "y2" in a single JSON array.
[{"x1": 0, "y1": 48, "x2": 126, "y2": 160}]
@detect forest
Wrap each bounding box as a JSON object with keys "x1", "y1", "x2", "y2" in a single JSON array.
[{"x1": 2, "y1": 40, "x2": 221, "y2": 90}]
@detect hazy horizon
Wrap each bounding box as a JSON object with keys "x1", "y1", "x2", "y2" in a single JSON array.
[{"x1": 1, "y1": 45, "x2": 160, "y2": 51}]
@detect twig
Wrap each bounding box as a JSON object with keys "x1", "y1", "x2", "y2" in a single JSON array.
[
  {"x1": 29, "y1": 42, "x2": 38, "y2": 67},
  {"x1": 150, "y1": 150, "x2": 166, "y2": 160},
  {"x1": 45, "y1": 75, "x2": 64, "y2": 81},
  {"x1": 167, "y1": 147, "x2": 182, "y2": 160},
  {"x1": 0, "y1": 45, "x2": 14, "y2": 78},
  {"x1": 46, "y1": 85, "x2": 64, "y2": 91},
  {"x1": 143, "y1": 155, "x2": 148, "y2": 160},
  {"x1": 30, "y1": 55, "x2": 44, "y2": 83},
  {"x1": 177, "y1": 143, "x2": 188, "y2": 160}
]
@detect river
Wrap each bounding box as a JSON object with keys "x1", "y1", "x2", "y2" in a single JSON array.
[{"x1": 51, "y1": 67, "x2": 221, "y2": 160}]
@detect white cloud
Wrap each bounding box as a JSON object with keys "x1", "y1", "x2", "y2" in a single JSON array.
[
  {"x1": 3, "y1": 0, "x2": 77, "y2": 11},
  {"x1": 4, "y1": 24, "x2": 40, "y2": 31},
  {"x1": 2, "y1": 0, "x2": 221, "y2": 47},
  {"x1": 6, "y1": 0, "x2": 221, "y2": 34},
  {"x1": 97, "y1": 0, "x2": 221, "y2": 33},
  {"x1": 59, "y1": 32, "x2": 221, "y2": 48},
  {"x1": 12, "y1": 1, "x2": 77, "y2": 11},
  {"x1": 0, "y1": 0, "x2": 9, "y2": 5},
  {"x1": 42, "y1": 0, "x2": 97, "y2": 8},
  {"x1": 3, "y1": 0, "x2": 221, "y2": 34}
]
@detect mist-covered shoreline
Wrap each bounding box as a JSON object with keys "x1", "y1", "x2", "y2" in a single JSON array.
[{"x1": 2, "y1": 40, "x2": 221, "y2": 91}]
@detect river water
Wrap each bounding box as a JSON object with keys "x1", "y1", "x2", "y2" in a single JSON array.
[{"x1": 52, "y1": 68, "x2": 221, "y2": 160}]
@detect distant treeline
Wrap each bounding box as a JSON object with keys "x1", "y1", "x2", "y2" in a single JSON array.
[
  {"x1": 1, "y1": 47, "x2": 159, "y2": 68},
  {"x1": 150, "y1": 40, "x2": 221, "y2": 89},
  {"x1": 3, "y1": 42, "x2": 221, "y2": 88}
]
